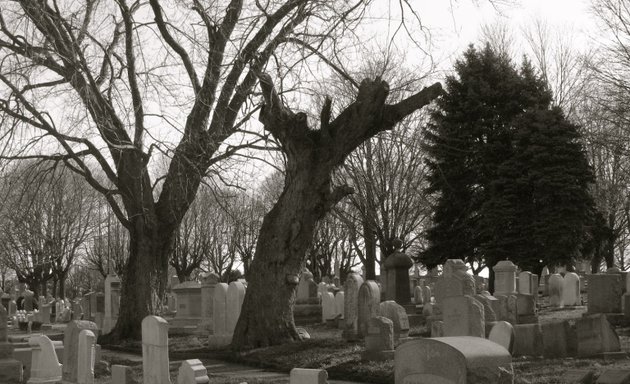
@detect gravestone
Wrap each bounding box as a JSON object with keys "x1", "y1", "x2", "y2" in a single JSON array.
[
  {"x1": 596, "y1": 370, "x2": 630, "y2": 384},
  {"x1": 62, "y1": 320, "x2": 100, "y2": 383},
  {"x1": 362, "y1": 316, "x2": 394, "y2": 361},
  {"x1": 0, "y1": 304, "x2": 22, "y2": 384},
  {"x1": 518, "y1": 272, "x2": 535, "y2": 295},
  {"x1": 142, "y1": 316, "x2": 171, "y2": 384},
  {"x1": 475, "y1": 293, "x2": 498, "y2": 322},
  {"x1": 208, "y1": 283, "x2": 231, "y2": 348},
  {"x1": 493, "y1": 260, "x2": 517, "y2": 297},
  {"x1": 442, "y1": 295, "x2": 484, "y2": 337},
  {"x1": 296, "y1": 271, "x2": 318, "y2": 304},
  {"x1": 40, "y1": 304, "x2": 51, "y2": 324},
  {"x1": 383, "y1": 239, "x2": 413, "y2": 305},
  {"x1": 198, "y1": 273, "x2": 219, "y2": 333},
  {"x1": 576, "y1": 314, "x2": 621, "y2": 357},
  {"x1": 563, "y1": 272, "x2": 581, "y2": 306},
  {"x1": 588, "y1": 274, "x2": 624, "y2": 314},
  {"x1": 342, "y1": 272, "x2": 364, "y2": 340},
  {"x1": 177, "y1": 359, "x2": 209, "y2": 384},
  {"x1": 434, "y1": 259, "x2": 475, "y2": 305},
  {"x1": 226, "y1": 281, "x2": 245, "y2": 334},
  {"x1": 378, "y1": 300, "x2": 410, "y2": 341},
  {"x1": 171, "y1": 281, "x2": 202, "y2": 328},
  {"x1": 421, "y1": 285, "x2": 432, "y2": 305},
  {"x1": 334, "y1": 291, "x2": 344, "y2": 320},
  {"x1": 414, "y1": 286, "x2": 423, "y2": 304},
  {"x1": 358, "y1": 281, "x2": 380, "y2": 338},
  {"x1": 28, "y1": 334, "x2": 62, "y2": 384},
  {"x1": 103, "y1": 274, "x2": 121, "y2": 333},
  {"x1": 289, "y1": 368, "x2": 327, "y2": 384},
  {"x1": 549, "y1": 274, "x2": 564, "y2": 307},
  {"x1": 395, "y1": 337, "x2": 513, "y2": 384},
  {"x1": 542, "y1": 320, "x2": 572, "y2": 358},
  {"x1": 513, "y1": 324, "x2": 543, "y2": 357},
  {"x1": 112, "y1": 365, "x2": 136, "y2": 384},
  {"x1": 321, "y1": 292, "x2": 336, "y2": 323},
  {"x1": 77, "y1": 329, "x2": 96, "y2": 384},
  {"x1": 488, "y1": 321, "x2": 515, "y2": 354}
]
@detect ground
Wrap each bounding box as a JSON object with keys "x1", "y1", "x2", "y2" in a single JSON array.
[{"x1": 12, "y1": 303, "x2": 630, "y2": 383}]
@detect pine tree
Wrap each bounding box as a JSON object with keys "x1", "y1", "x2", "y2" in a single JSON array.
[{"x1": 420, "y1": 45, "x2": 596, "y2": 278}]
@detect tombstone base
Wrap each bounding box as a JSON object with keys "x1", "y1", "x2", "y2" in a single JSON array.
[
  {"x1": 517, "y1": 314, "x2": 539, "y2": 324},
  {"x1": 0, "y1": 358, "x2": 22, "y2": 384},
  {"x1": 207, "y1": 334, "x2": 232, "y2": 348},
  {"x1": 361, "y1": 349, "x2": 394, "y2": 362}
]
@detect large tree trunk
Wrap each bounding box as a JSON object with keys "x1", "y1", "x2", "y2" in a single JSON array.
[
  {"x1": 231, "y1": 74, "x2": 442, "y2": 350},
  {"x1": 233, "y1": 154, "x2": 333, "y2": 348},
  {"x1": 363, "y1": 218, "x2": 377, "y2": 280}
]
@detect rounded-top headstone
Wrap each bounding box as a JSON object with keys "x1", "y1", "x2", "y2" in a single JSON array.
[
  {"x1": 549, "y1": 274, "x2": 564, "y2": 307},
  {"x1": 562, "y1": 272, "x2": 580, "y2": 306},
  {"x1": 488, "y1": 321, "x2": 515, "y2": 354}
]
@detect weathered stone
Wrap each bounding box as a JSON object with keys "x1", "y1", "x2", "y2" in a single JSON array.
[
  {"x1": 597, "y1": 370, "x2": 630, "y2": 384},
  {"x1": 395, "y1": 337, "x2": 513, "y2": 384},
  {"x1": 516, "y1": 294, "x2": 536, "y2": 316},
  {"x1": 28, "y1": 334, "x2": 62, "y2": 383},
  {"x1": 103, "y1": 274, "x2": 121, "y2": 334},
  {"x1": 493, "y1": 261, "x2": 517, "y2": 297},
  {"x1": 383, "y1": 244, "x2": 414, "y2": 305},
  {"x1": 563, "y1": 272, "x2": 581, "y2": 306},
  {"x1": 542, "y1": 321, "x2": 571, "y2": 358},
  {"x1": 518, "y1": 272, "x2": 535, "y2": 295},
  {"x1": 576, "y1": 314, "x2": 621, "y2": 357},
  {"x1": 226, "y1": 281, "x2": 245, "y2": 334},
  {"x1": 334, "y1": 291, "x2": 344, "y2": 320},
  {"x1": 177, "y1": 359, "x2": 209, "y2": 384},
  {"x1": 434, "y1": 259, "x2": 475, "y2": 304},
  {"x1": 414, "y1": 286, "x2": 423, "y2": 304},
  {"x1": 321, "y1": 292, "x2": 336, "y2": 323},
  {"x1": 513, "y1": 324, "x2": 543, "y2": 357},
  {"x1": 62, "y1": 320, "x2": 100, "y2": 383},
  {"x1": 342, "y1": 272, "x2": 364, "y2": 340},
  {"x1": 198, "y1": 273, "x2": 218, "y2": 333},
  {"x1": 431, "y1": 320, "x2": 444, "y2": 337},
  {"x1": 289, "y1": 368, "x2": 327, "y2": 384},
  {"x1": 549, "y1": 274, "x2": 564, "y2": 307},
  {"x1": 296, "y1": 271, "x2": 318, "y2": 304},
  {"x1": 364, "y1": 316, "x2": 394, "y2": 352},
  {"x1": 141, "y1": 316, "x2": 171, "y2": 384},
  {"x1": 588, "y1": 274, "x2": 624, "y2": 314},
  {"x1": 112, "y1": 365, "x2": 138, "y2": 384},
  {"x1": 560, "y1": 369, "x2": 595, "y2": 384},
  {"x1": 488, "y1": 321, "x2": 515, "y2": 354},
  {"x1": 442, "y1": 295, "x2": 484, "y2": 338},
  {"x1": 77, "y1": 329, "x2": 96, "y2": 384},
  {"x1": 358, "y1": 281, "x2": 380, "y2": 338}
]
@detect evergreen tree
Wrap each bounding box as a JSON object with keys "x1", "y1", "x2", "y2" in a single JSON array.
[
  {"x1": 420, "y1": 44, "x2": 597, "y2": 281},
  {"x1": 420, "y1": 45, "x2": 551, "y2": 271}
]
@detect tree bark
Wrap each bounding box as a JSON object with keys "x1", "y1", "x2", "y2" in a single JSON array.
[{"x1": 231, "y1": 74, "x2": 442, "y2": 350}]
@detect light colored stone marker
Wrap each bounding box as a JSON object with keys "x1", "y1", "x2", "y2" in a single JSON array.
[
  {"x1": 489, "y1": 321, "x2": 515, "y2": 354},
  {"x1": 177, "y1": 359, "x2": 209, "y2": 384},
  {"x1": 27, "y1": 334, "x2": 62, "y2": 384},
  {"x1": 142, "y1": 315, "x2": 171, "y2": 384},
  {"x1": 289, "y1": 368, "x2": 328, "y2": 384},
  {"x1": 78, "y1": 329, "x2": 96, "y2": 384}
]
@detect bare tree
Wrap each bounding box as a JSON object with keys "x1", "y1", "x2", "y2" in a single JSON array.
[
  {"x1": 85, "y1": 207, "x2": 129, "y2": 279},
  {"x1": 0, "y1": 0, "x2": 381, "y2": 340}
]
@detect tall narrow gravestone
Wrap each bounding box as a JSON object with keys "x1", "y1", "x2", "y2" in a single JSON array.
[
  {"x1": 358, "y1": 281, "x2": 381, "y2": 338},
  {"x1": 77, "y1": 329, "x2": 96, "y2": 384},
  {"x1": 383, "y1": 239, "x2": 414, "y2": 305},
  {"x1": 142, "y1": 316, "x2": 171, "y2": 384},
  {"x1": 103, "y1": 274, "x2": 121, "y2": 334},
  {"x1": 226, "y1": 282, "x2": 245, "y2": 334},
  {"x1": 62, "y1": 320, "x2": 99, "y2": 383},
  {"x1": 198, "y1": 273, "x2": 219, "y2": 333},
  {"x1": 493, "y1": 260, "x2": 517, "y2": 297},
  {"x1": 343, "y1": 272, "x2": 364, "y2": 340}
]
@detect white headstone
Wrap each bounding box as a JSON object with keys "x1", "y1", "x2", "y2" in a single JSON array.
[
  {"x1": 358, "y1": 281, "x2": 381, "y2": 338},
  {"x1": 321, "y1": 292, "x2": 336, "y2": 323},
  {"x1": 226, "y1": 282, "x2": 245, "y2": 334},
  {"x1": 343, "y1": 273, "x2": 364, "y2": 340},
  {"x1": 488, "y1": 321, "x2": 515, "y2": 354},
  {"x1": 63, "y1": 320, "x2": 99, "y2": 383},
  {"x1": 493, "y1": 260, "x2": 517, "y2": 296},
  {"x1": 213, "y1": 283, "x2": 228, "y2": 336},
  {"x1": 141, "y1": 316, "x2": 171, "y2": 384},
  {"x1": 177, "y1": 359, "x2": 209, "y2": 384},
  {"x1": 422, "y1": 286, "x2": 432, "y2": 305},
  {"x1": 28, "y1": 334, "x2": 62, "y2": 383},
  {"x1": 77, "y1": 329, "x2": 96, "y2": 384},
  {"x1": 518, "y1": 272, "x2": 534, "y2": 294},
  {"x1": 549, "y1": 274, "x2": 564, "y2": 307},
  {"x1": 414, "y1": 286, "x2": 423, "y2": 304},
  {"x1": 562, "y1": 272, "x2": 580, "y2": 306}
]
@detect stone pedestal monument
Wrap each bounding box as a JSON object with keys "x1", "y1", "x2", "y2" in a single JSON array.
[{"x1": 383, "y1": 239, "x2": 413, "y2": 305}]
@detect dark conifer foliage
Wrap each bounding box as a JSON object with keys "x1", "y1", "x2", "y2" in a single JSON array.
[{"x1": 419, "y1": 44, "x2": 597, "y2": 275}]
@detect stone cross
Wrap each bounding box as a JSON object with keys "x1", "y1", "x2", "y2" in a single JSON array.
[
  {"x1": 28, "y1": 334, "x2": 62, "y2": 383},
  {"x1": 142, "y1": 316, "x2": 171, "y2": 384},
  {"x1": 177, "y1": 359, "x2": 209, "y2": 384},
  {"x1": 77, "y1": 329, "x2": 96, "y2": 384}
]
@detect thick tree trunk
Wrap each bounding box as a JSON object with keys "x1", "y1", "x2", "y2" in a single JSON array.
[
  {"x1": 101, "y1": 219, "x2": 160, "y2": 342},
  {"x1": 363, "y1": 219, "x2": 376, "y2": 280},
  {"x1": 232, "y1": 157, "x2": 333, "y2": 349},
  {"x1": 58, "y1": 277, "x2": 65, "y2": 299}
]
